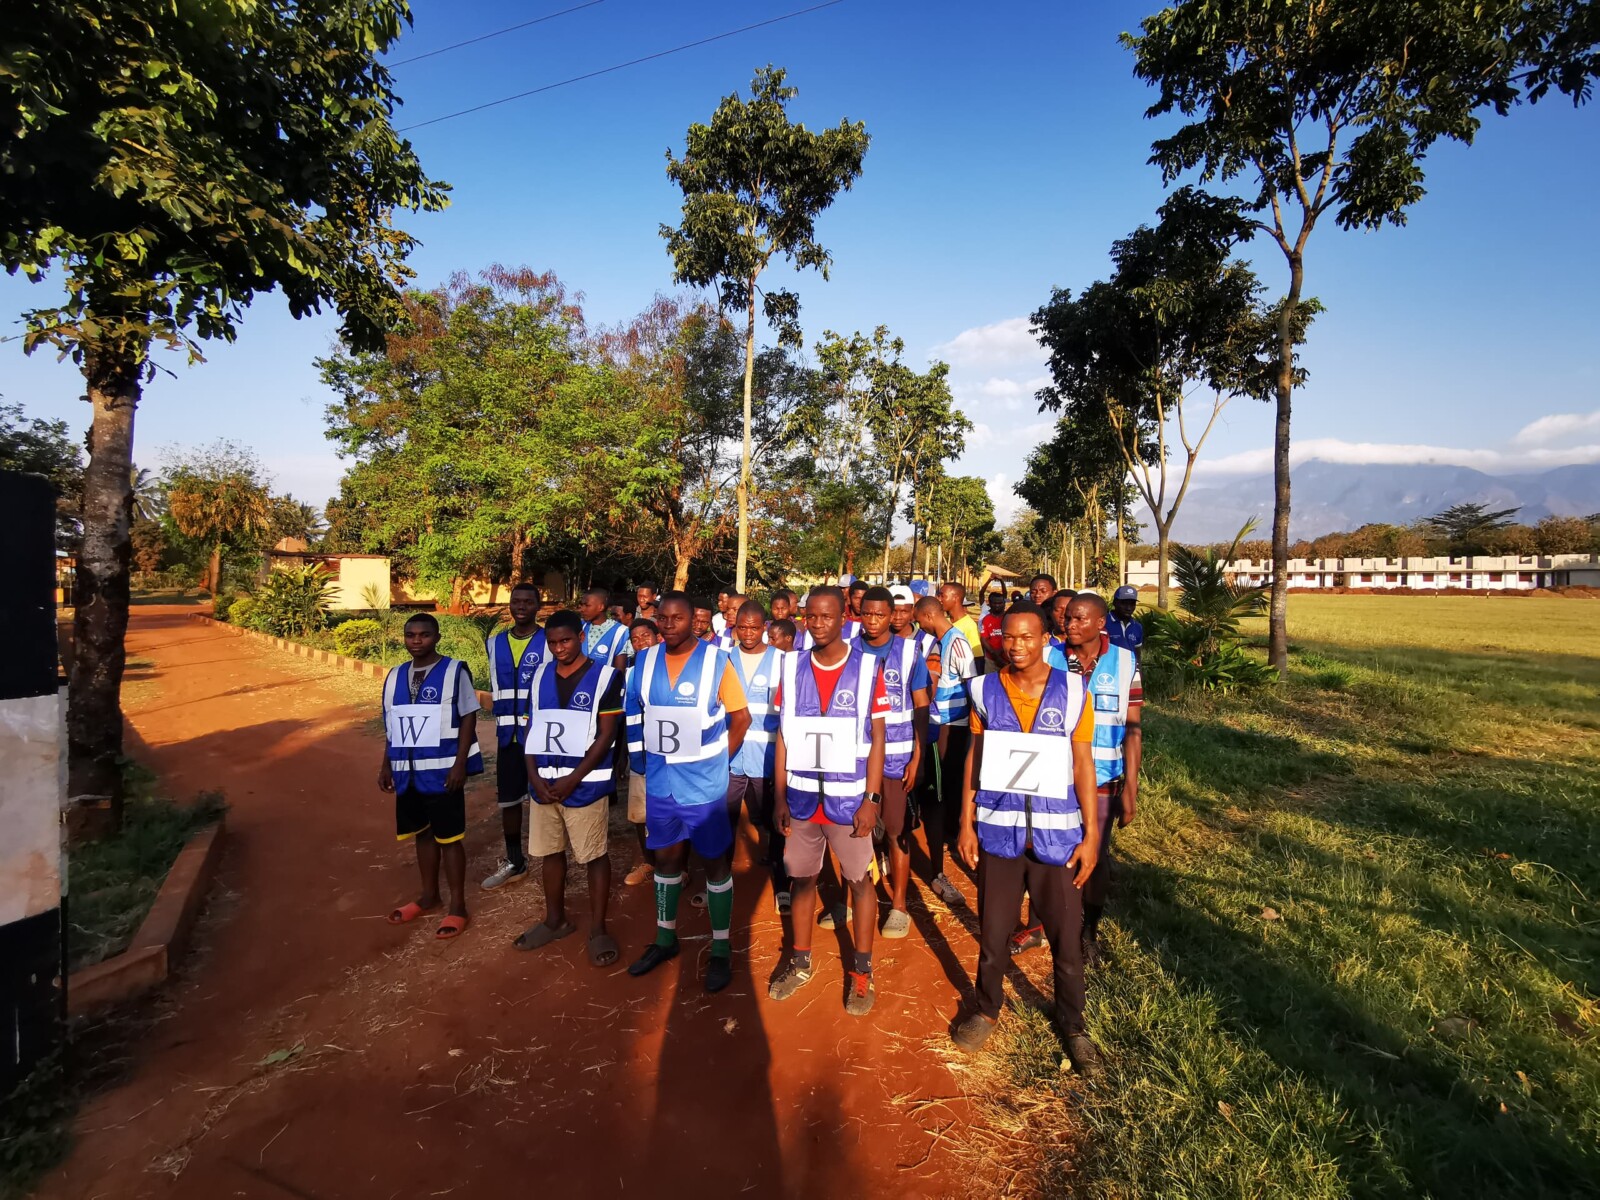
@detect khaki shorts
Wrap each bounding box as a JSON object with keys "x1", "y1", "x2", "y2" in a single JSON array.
[
  {"x1": 530, "y1": 799, "x2": 609, "y2": 864},
  {"x1": 627, "y1": 773, "x2": 647, "y2": 824}
]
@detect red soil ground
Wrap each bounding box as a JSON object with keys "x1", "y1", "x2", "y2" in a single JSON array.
[{"x1": 41, "y1": 608, "x2": 988, "y2": 1199}]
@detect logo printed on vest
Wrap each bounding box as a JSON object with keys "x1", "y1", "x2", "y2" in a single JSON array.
[
  {"x1": 834, "y1": 689, "x2": 856, "y2": 709},
  {"x1": 573, "y1": 692, "x2": 592, "y2": 707},
  {"x1": 420, "y1": 686, "x2": 439, "y2": 702},
  {"x1": 752, "y1": 675, "x2": 767, "y2": 686},
  {"x1": 676, "y1": 681, "x2": 694, "y2": 697},
  {"x1": 884, "y1": 668, "x2": 902, "y2": 687},
  {"x1": 1038, "y1": 707, "x2": 1065, "y2": 729}
]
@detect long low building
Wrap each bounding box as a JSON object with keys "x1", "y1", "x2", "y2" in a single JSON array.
[{"x1": 1126, "y1": 553, "x2": 1600, "y2": 592}]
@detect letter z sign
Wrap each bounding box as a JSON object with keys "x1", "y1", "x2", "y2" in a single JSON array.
[{"x1": 977, "y1": 731, "x2": 1073, "y2": 800}]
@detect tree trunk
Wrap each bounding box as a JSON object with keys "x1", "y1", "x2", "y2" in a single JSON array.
[
  {"x1": 673, "y1": 543, "x2": 692, "y2": 591},
  {"x1": 206, "y1": 542, "x2": 222, "y2": 596},
  {"x1": 1156, "y1": 522, "x2": 1171, "y2": 611},
  {"x1": 1117, "y1": 504, "x2": 1126, "y2": 588},
  {"x1": 69, "y1": 349, "x2": 142, "y2": 822},
  {"x1": 1268, "y1": 258, "x2": 1303, "y2": 676},
  {"x1": 735, "y1": 289, "x2": 757, "y2": 593}
]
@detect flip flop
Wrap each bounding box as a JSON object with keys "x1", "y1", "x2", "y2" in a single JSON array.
[
  {"x1": 435, "y1": 914, "x2": 470, "y2": 940},
  {"x1": 387, "y1": 901, "x2": 439, "y2": 925},
  {"x1": 588, "y1": 932, "x2": 619, "y2": 968},
  {"x1": 513, "y1": 920, "x2": 576, "y2": 951}
]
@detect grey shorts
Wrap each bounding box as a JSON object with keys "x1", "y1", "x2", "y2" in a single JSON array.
[{"x1": 783, "y1": 816, "x2": 875, "y2": 883}]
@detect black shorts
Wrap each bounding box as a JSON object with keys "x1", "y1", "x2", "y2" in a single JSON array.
[
  {"x1": 396, "y1": 785, "x2": 467, "y2": 844},
  {"x1": 496, "y1": 743, "x2": 529, "y2": 807}
]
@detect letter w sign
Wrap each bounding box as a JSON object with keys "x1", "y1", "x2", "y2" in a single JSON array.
[{"x1": 387, "y1": 708, "x2": 439, "y2": 749}]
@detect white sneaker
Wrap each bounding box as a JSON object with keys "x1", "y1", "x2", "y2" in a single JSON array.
[
  {"x1": 929, "y1": 874, "x2": 963, "y2": 906},
  {"x1": 817, "y1": 902, "x2": 851, "y2": 930},
  {"x1": 481, "y1": 859, "x2": 528, "y2": 890}
]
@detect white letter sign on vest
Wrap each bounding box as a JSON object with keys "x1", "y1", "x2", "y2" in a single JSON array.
[
  {"x1": 646, "y1": 708, "x2": 705, "y2": 762},
  {"x1": 387, "y1": 706, "x2": 440, "y2": 750},
  {"x1": 978, "y1": 731, "x2": 1073, "y2": 800},
  {"x1": 530, "y1": 709, "x2": 591, "y2": 759},
  {"x1": 784, "y1": 716, "x2": 858, "y2": 774}
]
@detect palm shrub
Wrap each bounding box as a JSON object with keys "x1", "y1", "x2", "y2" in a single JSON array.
[
  {"x1": 252, "y1": 564, "x2": 336, "y2": 638},
  {"x1": 1143, "y1": 522, "x2": 1276, "y2": 693}
]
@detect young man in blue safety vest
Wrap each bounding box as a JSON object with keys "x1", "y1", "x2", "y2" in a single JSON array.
[
  {"x1": 481, "y1": 583, "x2": 546, "y2": 890},
  {"x1": 726, "y1": 598, "x2": 789, "y2": 913},
  {"x1": 622, "y1": 618, "x2": 662, "y2": 889},
  {"x1": 914, "y1": 594, "x2": 977, "y2": 908},
  {"x1": 1107, "y1": 585, "x2": 1145, "y2": 657},
  {"x1": 856, "y1": 586, "x2": 929, "y2": 938},
  {"x1": 769, "y1": 586, "x2": 889, "y2": 1016},
  {"x1": 953, "y1": 601, "x2": 1102, "y2": 1075},
  {"x1": 1013, "y1": 592, "x2": 1142, "y2": 960},
  {"x1": 625, "y1": 593, "x2": 751, "y2": 993},
  {"x1": 514, "y1": 611, "x2": 624, "y2": 967},
  {"x1": 890, "y1": 584, "x2": 935, "y2": 659},
  {"x1": 842, "y1": 578, "x2": 868, "y2": 643},
  {"x1": 380, "y1": 613, "x2": 484, "y2": 940},
  {"x1": 579, "y1": 586, "x2": 631, "y2": 667}
]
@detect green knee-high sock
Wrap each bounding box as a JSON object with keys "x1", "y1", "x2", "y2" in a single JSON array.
[
  {"x1": 706, "y1": 875, "x2": 734, "y2": 959},
  {"x1": 654, "y1": 872, "x2": 683, "y2": 948}
]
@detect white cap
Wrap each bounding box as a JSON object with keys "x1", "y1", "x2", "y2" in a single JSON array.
[{"x1": 889, "y1": 585, "x2": 915, "y2": 604}]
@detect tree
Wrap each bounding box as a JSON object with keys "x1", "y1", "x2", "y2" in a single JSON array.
[
  {"x1": 662, "y1": 65, "x2": 869, "y2": 592},
  {"x1": 0, "y1": 401, "x2": 83, "y2": 543},
  {"x1": 866, "y1": 357, "x2": 968, "y2": 577},
  {"x1": 1535, "y1": 514, "x2": 1597, "y2": 554},
  {"x1": 1125, "y1": 0, "x2": 1599, "y2": 674},
  {"x1": 129, "y1": 464, "x2": 162, "y2": 522},
  {"x1": 268, "y1": 497, "x2": 327, "y2": 548},
  {"x1": 1424, "y1": 502, "x2": 1521, "y2": 554},
  {"x1": 3, "y1": 0, "x2": 446, "y2": 812},
  {"x1": 1018, "y1": 407, "x2": 1141, "y2": 590},
  {"x1": 1034, "y1": 190, "x2": 1308, "y2": 608},
  {"x1": 922, "y1": 475, "x2": 999, "y2": 580},
  {"x1": 164, "y1": 441, "x2": 273, "y2": 595}
]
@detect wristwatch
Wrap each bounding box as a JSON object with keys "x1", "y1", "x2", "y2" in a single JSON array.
[{"x1": 863, "y1": 791, "x2": 883, "y2": 806}]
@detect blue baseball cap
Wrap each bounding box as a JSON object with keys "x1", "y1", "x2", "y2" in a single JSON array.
[{"x1": 1113, "y1": 585, "x2": 1138, "y2": 601}]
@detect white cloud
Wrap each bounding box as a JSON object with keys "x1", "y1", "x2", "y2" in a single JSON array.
[
  {"x1": 986, "y1": 472, "x2": 1024, "y2": 525},
  {"x1": 1194, "y1": 436, "x2": 1600, "y2": 477},
  {"x1": 929, "y1": 317, "x2": 1044, "y2": 369},
  {"x1": 1513, "y1": 409, "x2": 1600, "y2": 447},
  {"x1": 978, "y1": 374, "x2": 1051, "y2": 400}
]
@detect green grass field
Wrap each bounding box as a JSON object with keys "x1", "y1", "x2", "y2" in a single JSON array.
[{"x1": 960, "y1": 595, "x2": 1600, "y2": 1198}]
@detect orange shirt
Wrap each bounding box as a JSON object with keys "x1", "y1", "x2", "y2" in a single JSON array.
[
  {"x1": 971, "y1": 670, "x2": 1095, "y2": 741},
  {"x1": 663, "y1": 645, "x2": 749, "y2": 713}
]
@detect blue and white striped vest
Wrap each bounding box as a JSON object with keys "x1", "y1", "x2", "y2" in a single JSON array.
[
  {"x1": 527, "y1": 658, "x2": 617, "y2": 807},
  {"x1": 625, "y1": 641, "x2": 732, "y2": 808},
  {"x1": 860, "y1": 635, "x2": 919, "y2": 778},
  {"x1": 583, "y1": 619, "x2": 630, "y2": 665},
  {"x1": 1087, "y1": 645, "x2": 1136, "y2": 786},
  {"x1": 729, "y1": 644, "x2": 783, "y2": 779},
  {"x1": 779, "y1": 646, "x2": 877, "y2": 824},
  {"x1": 383, "y1": 657, "x2": 484, "y2": 793},
  {"x1": 486, "y1": 628, "x2": 547, "y2": 748},
  {"x1": 969, "y1": 669, "x2": 1086, "y2": 865},
  {"x1": 930, "y1": 625, "x2": 971, "y2": 728}
]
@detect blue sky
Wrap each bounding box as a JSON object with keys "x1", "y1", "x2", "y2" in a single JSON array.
[{"x1": 3, "y1": 0, "x2": 1597, "y2": 526}]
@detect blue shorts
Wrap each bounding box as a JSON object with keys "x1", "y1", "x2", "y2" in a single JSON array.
[{"x1": 645, "y1": 794, "x2": 733, "y2": 858}]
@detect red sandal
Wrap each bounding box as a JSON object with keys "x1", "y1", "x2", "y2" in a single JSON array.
[
  {"x1": 387, "y1": 901, "x2": 439, "y2": 925},
  {"x1": 435, "y1": 914, "x2": 470, "y2": 940}
]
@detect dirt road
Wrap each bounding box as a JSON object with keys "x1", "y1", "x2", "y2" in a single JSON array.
[{"x1": 43, "y1": 609, "x2": 986, "y2": 1199}]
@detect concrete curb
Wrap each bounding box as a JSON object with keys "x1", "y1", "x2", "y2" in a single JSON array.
[
  {"x1": 190, "y1": 614, "x2": 495, "y2": 713},
  {"x1": 68, "y1": 819, "x2": 227, "y2": 1015}
]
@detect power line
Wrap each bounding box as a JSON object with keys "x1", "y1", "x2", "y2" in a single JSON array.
[
  {"x1": 396, "y1": 0, "x2": 847, "y2": 133},
  {"x1": 388, "y1": 1, "x2": 605, "y2": 68}
]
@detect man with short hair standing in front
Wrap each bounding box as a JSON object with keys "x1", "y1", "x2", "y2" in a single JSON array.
[
  {"x1": 953, "y1": 601, "x2": 1101, "y2": 1075},
  {"x1": 770, "y1": 586, "x2": 889, "y2": 1015},
  {"x1": 482, "y1": 582, "x2": 545, "y2": 890},
  {"x1": 914, "y1": 593, "x2": 976, "y2": 907},
  {"x1": 625, "y1": 593, "x2": 751, "y2": 993}
]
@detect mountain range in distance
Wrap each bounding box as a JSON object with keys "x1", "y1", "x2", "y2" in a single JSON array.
[{"x1": 1167, "y1": 460, "x2": 1600, "y2": 544}]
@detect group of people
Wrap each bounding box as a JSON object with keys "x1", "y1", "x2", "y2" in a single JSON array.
[{"x1": 376, "y1": 573, "x2": 1144, "y2": 1072}]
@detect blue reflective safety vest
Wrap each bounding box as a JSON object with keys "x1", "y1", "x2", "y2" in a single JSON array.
[
  {"x1": 583, "y1": 619, "x2": 630, "y2": 665},
  {"x1": 858, "y1": 635, "x2": 924, "y2": 779},
  {"x1": 625, "y1": 641, "x2": 732, "y2": 808},
  {"x1": 1086, "y1": 645, "x2": 1137, "y2": 786},
  {"x1": 929, "y1": 625, "x2": 972, "y2": 728},
  {"x1": 729, "y1": 644, "x2": 783, "y2": 779},
  {"x1": 526, "y1": 657, "x2": 618, "y2": 807},
  {"x1": 969, "y1": 669, "x2": 1086, "y2": 865},
  {"x1": 486, "y1": 628, "x2": 547, "y2": 748},
  {"x1": 779, "y1": 646, "x2": 878, "y2": 824},
  {"x1": 383, "y1": 657, "x2": 484, "y2": 794}
]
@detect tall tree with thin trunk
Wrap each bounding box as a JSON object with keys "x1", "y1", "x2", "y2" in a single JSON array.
[
  {"x1": 1123, "y1": 0, "x2": 1598, "y2": 673},
  {"x1": 2, "y1": 0, "x2": 446, "y2": 815},
  {"x1": 661, "y1": 65, "x2": 869, "y2": 592}
]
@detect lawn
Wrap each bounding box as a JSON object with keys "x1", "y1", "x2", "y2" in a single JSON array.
[{"x1": 955, "y1": 594, "x2": 1600, "y2": 1199}]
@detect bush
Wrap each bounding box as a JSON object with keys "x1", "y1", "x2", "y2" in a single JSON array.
[
  {"x1": 332, "y1": 618, "x2": 385, "y2": 660},
  {"x1": 436, "y1": 613, "x2": 495, "y2": 687},
  {"x1": 252, "y1": 564, "x2": 336, "y2": 637},
  {"x1": 226, "y1": 595, "x2": 256, "y2": 626},
  {"x1": 1141, "y1": 523, "x2": 1276, "y2": 694}
]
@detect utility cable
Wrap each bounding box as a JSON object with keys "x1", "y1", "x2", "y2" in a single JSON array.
[{"x1": 389, "y1": 1, "x2": 606, "y2": 67}]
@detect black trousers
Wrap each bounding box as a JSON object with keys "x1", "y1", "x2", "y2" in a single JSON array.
[
  {"x1": 922, "y1": 725, "x2": 970, "y2": 878},
  {"x1": 976, "y1": 846, "x2": 1086, "y2": 1034}
]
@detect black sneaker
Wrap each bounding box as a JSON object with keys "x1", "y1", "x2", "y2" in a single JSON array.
[
  {"x1": 1065, "y1": 1033, "x2": 1103, "y2": 1077},
  {"x1": 705, "y1": 955, "x2": 732, "y2": 994},
  {"x1": 627, "y1": 941, "x2": 679, "y2": 977},
  {"x1": 952, "y1": 1012, "x2": 997, "y2": 1053},
  {"x1": 768, "y1": 957, "x2": 815, "y2": 1000},
  {"x1": 1009, "y1": 924, "x2": 1044, "y2": 957}
]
